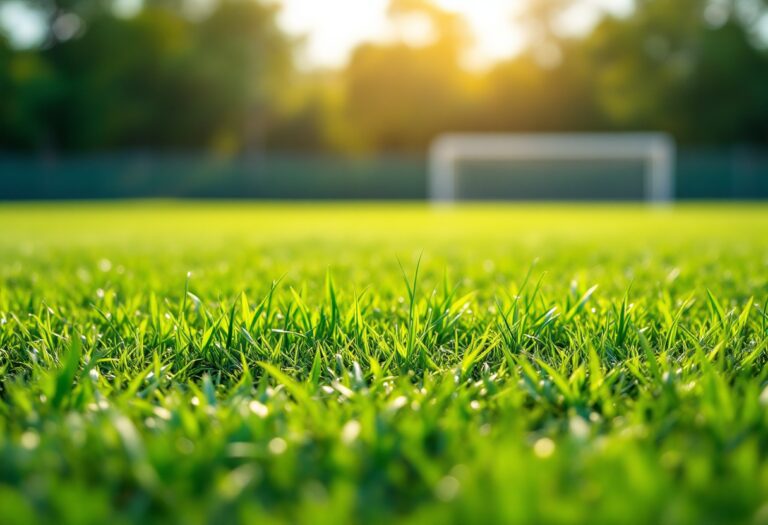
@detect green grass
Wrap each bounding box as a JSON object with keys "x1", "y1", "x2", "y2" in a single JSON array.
[{"x1": 1, "y1": 202, "x2": 768, "y2": 524}]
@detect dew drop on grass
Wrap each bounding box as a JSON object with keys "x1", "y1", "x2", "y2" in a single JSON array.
[
  {"x1": 154, "y1": 407, "x2": 172, "y2": 420},
  {"x1": 389, "y1": 396, "x2": 408, "y2": 410},
  {"x1": 435, "y1": 476, "x2": 460, "y2": 502},
  {"x1": 249, "y1": 400, "x2": 269, "y2": 418},
  {"x1": 569, "y1": 417, "x2": 590, "y2": 439},
  {"x1": 667, "y1": 267, "x2": 681, "y2": 282},
  {"x1": 98, "y1": 259, "x2": 112, "y2": 272},
  {"x1": 20, "y1": 431, "x2": 40, "y2": 450},
  {"x1": 533, "y1": 437, "x2": 556, "y2": 459},
  {"x1": 268, "y1": 438, "x2": 287, "y2": 455},
  {"x1": 341, "y1": 420, "x2": 361, "y2": 444},
  {"x1": 302, "y1": 480, "x2": 328, "y2": 503},
  {"x1": 759, "y1": 386, "x2": 768, "y2": 407},
  {"x1": 176, "y1": 438, "x2": 195, "y2": 455}
]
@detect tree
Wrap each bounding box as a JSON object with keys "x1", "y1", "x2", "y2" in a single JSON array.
[
  {"x1": 0, "y1": 0, "x2": 295, "y2": 151},
  {"x1": 475, "y1": 43, "x2": 604, "y2": 134},
  {"x1": 342, "y1": 0, "x2": 472, "y2": 151},
  {"x1": 583, "y1": 0, "x2": 768, "y2": 143}
]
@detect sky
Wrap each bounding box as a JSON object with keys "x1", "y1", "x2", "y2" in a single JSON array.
[
  {"x1": 277, "y1": 0, "x2": 634, "y2": 70},
  {"x1": 0, "y1": 0, "x2": 634, "y2": 70}
]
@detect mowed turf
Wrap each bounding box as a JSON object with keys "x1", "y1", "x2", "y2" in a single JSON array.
[{"x1": 1, "y1": 202, "x2": 768, "y2": 524}]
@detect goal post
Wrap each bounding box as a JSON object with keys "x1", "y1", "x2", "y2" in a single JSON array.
[{"x1": 428, "y1": 132, "x2": 676, "y2": 203}]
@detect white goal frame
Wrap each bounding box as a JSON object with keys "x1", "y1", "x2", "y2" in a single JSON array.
[{"x1": 428, "y1": 132, "x2": 676, "y2": 203}]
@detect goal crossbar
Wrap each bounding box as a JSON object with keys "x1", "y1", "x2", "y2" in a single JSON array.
[{"x1": 428, "y1": 132, "x2": 676, "y2": 203}]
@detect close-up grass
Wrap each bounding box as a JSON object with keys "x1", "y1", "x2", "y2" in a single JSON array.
[{"x1": 1, "y1": 202, "x2": 768, "y2": 524}]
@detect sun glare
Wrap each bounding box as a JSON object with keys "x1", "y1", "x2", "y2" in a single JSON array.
[
  {"x1": 277, "y1": 0, "x2": 633, "y2": 70},
  {"x1": 278, "y1": 0, "x2": 524, "y2": 69},
  {"x1": 436, "y1": 0, "x2": 524, "y2": 69}
]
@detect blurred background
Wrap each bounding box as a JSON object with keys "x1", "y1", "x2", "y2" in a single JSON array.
[{"x1": 1, "y1": 0, "x2": 767, "y2": 200}]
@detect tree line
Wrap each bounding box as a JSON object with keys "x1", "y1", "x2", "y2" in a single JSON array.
[{"x1": 1, "y1": 0, "x2": 767, "y2": 154}]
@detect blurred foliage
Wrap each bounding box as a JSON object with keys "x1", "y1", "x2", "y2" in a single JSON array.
[
  {"x1": 0, "y1": 0, "x2": 767, "y2": 153},
  {"x1": 0, "y1": 0, "x2": 294, "y2": 152}
]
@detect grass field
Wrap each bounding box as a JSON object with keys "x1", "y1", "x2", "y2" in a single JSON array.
[{"x1": 2, "y1": 202, "x2": 768, "y2": 524}]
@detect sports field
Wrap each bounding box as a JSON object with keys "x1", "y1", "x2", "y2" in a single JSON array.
[{"x1": 1, "y1": 203, "x2": 768, "y2": 524}]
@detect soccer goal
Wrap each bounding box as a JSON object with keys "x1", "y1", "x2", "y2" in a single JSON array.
[{"x1": 428, "y1": 133, "x2": 676, "y2": 203}]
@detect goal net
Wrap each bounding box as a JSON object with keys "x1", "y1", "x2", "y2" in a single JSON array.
[{"x1": 428, "y1": 133, "x2": 675, "y2": 203}]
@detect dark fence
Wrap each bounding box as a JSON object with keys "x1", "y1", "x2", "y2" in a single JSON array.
[
  {"x1": 1, "y1": 148, "x2": 767, "y2": 200},
  {"x1": 0, "y1": 153, "x2": 425, "y2": 200}
]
